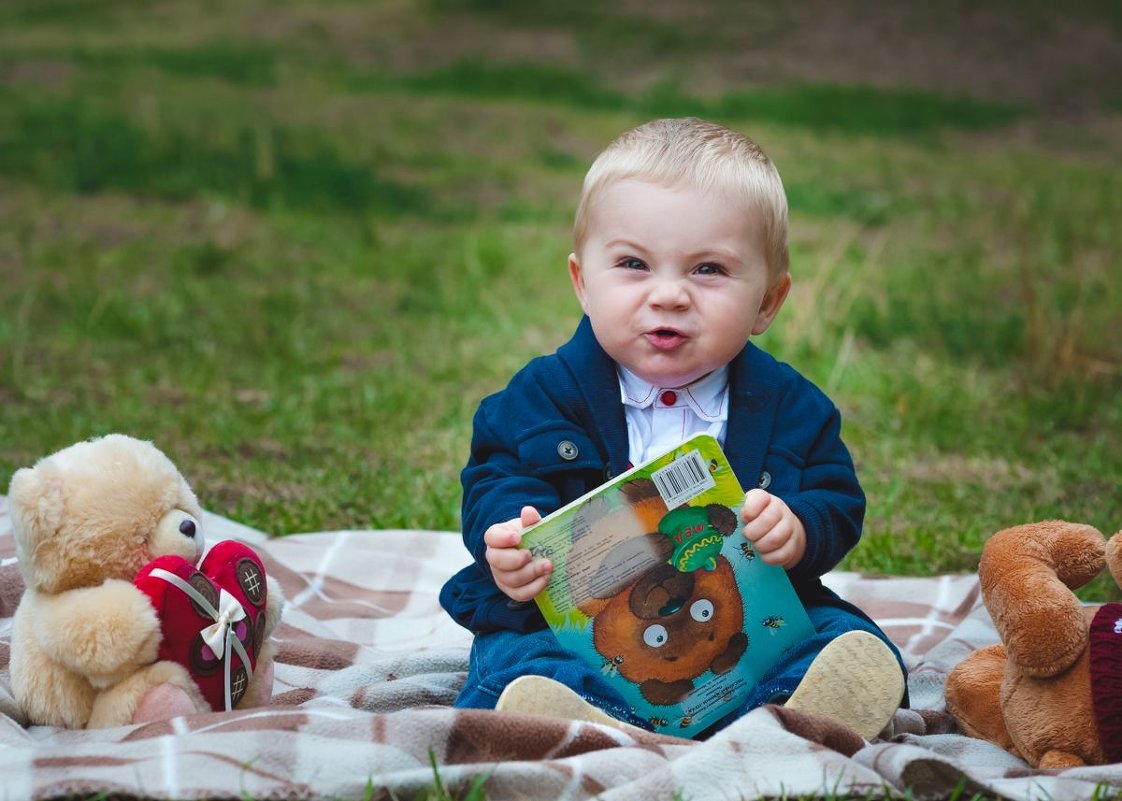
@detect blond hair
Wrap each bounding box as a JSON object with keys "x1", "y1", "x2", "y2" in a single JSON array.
[{"x1": 573, "y1": 118, "x2": 789, "y2": 282}]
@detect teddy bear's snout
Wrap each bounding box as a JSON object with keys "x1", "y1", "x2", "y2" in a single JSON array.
[{"x1": 179, "y1": 519, "x2": 197, "y2": 538}]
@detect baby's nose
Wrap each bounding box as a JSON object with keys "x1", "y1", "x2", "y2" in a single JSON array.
[{"x1": 650, "y1": 278, "x2": 689, "y2": 307}]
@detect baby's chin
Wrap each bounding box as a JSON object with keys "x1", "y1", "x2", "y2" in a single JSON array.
[{"x1": 625, "y1": 364, "x2": 715, "y2": 389}]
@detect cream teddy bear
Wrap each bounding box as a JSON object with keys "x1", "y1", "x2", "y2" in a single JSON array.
[{"x1": 8, "y1": 434, "x2": 282, "y2": 728}]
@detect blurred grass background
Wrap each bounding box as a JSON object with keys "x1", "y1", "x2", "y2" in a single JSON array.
[{"x1": 1, "y1": 0, "x2": 1120, "y2": 591}]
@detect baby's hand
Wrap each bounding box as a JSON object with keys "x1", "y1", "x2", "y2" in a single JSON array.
[
  {"x1": 740, "y1": 488, "x2": 806, "y2": 569},
  {"x1": 484, "y1": 506, "x2": 552, "y2": 602}
]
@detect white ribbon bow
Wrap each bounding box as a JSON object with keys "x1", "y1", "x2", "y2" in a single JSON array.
[
  {"x1": 201, "y1": 588, "x2": 247, "y2": 657},
  {"x1": 149, "y1": 568, "x2": 255, "y2": 712}
]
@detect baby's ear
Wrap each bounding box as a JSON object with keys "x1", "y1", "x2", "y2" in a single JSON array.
[
  {"x1": 568, "y1": 253, "x2": 588, "y2": 313},
  {"x1": 751, "y1": 274, "x2": 792, "y2": 335}
]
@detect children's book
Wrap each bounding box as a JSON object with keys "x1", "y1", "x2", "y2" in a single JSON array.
[{"x1": 519, "y1": 433, "x2": 814, "y2": 738}]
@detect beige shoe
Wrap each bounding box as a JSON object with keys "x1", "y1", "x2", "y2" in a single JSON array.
[
  {"x1": 784, "y1": 630, "x2": 905, "y2": 740},
  {"x1": 495, "y1": 675, "x2": 647, "y2": 736}
]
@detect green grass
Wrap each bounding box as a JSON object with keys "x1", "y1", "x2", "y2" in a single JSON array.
[
  {"x1": 1, "y1": 0, "x2": 1121, "y2": 612},
  {"x1": 0, "y1": 94, "x2": 431, "y2": 214},
  {"x1": 74, "y1": 42, "x2": 280, "y2": 85},
  {"x1": 353, "y1": 60, "x2": 1026, "y2": 138}
]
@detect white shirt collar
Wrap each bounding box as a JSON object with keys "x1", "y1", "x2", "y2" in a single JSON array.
[{"x1": 617, "y1": 365, "x2": 729, "y2": 422}]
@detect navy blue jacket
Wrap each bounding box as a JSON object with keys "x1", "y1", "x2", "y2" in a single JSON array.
[{"x1": 440, "y1": 316, "x2": 866, "y2": 635}]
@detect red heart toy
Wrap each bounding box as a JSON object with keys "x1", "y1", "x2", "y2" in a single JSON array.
[{"x1": 135, "y1": 540, "x2": 269, "y2": 712}]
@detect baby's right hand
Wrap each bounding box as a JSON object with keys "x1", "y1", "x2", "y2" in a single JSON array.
[{"x1": 484, "y1": 505, "x2": 552, "y2": 602}]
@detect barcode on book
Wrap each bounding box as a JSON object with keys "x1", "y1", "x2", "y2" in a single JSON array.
[{"x1": 651, "y1": 448, "x2": 716, "y2": 509}]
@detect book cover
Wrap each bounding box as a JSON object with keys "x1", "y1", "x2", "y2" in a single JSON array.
[{"x1": 519, "y1": 433, "x2": 814, "y2": 738}]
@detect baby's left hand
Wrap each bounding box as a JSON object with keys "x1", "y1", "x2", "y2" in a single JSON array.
[{"x1": 740, "y1": 488, "x2": 806, "y2": 569}]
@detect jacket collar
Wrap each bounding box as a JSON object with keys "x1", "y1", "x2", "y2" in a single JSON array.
[
  {"x1": 724, "y1": 342, "x2": 781, "y2": 489},
  {"x1": 557, "y1": 316, "x2": 631, "y2": 476}
]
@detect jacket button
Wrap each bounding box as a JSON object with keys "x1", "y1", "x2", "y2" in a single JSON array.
[
  {"x1": 758, "y1": 471, "x2": 772, "y2": 490},
  {"x1": 557, "y1": 440, "x2": 579, "y2": 460}
]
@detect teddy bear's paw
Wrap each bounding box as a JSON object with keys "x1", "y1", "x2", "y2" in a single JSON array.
[
  {"x1": 1004, "y1": 621, "x2": 1089, "y2": 678},
  {"x1": 235, "y1": 652, "x2": 275, "y2": 709},
  {"x1": 1038, "y1": 750, "x2": 1087, "y2": 769},
  {"x1": 87, "y1": 660, "x2": 207, "y2": 728},
  {"x1": 945, "y1": 644, "x2": 1015, "y2": 750},
  {"x1": 131, "y1": 682, "x2": 200, "y2": 724},
  {"x1": 981, "y1": 521, "x2": 1104, "y2": 676}
]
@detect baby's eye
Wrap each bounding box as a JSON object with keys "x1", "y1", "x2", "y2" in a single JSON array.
[
  {"x1": 695, "y1": 262, "x2": 725, "y2": 276},
  {"x1": 617, "y1": 257, "x2": 647, "y2": 271}
]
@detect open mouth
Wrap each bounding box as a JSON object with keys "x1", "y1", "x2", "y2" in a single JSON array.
[{"x1": 646, "y1": 328, "x2": 686, "y2": 350}]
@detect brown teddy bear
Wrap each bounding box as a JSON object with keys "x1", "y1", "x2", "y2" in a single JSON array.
[
  {"x1": 7, "y1": 434, "x2": 283, "y2": 728},
  {"x1": 944, "y1": 520, "x2": 1122, "y2": 768}
]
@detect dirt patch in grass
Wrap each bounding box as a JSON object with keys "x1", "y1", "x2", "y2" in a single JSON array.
[
  {"x1": 299, "y1": 1, "x2": 1122, "y2": 118},
  {"x1": 7, "y1": 1, "x2": 1120, "y2": 118},
  {"x1": 0, "y1": 58, "x2": 76, "y2": 90},
  {"x1": 704, "y1": 2, "x2": 1122, "y2": 115},
  {"x1": 900, "y1": 453, "x2": 1059, "y2": 498}
]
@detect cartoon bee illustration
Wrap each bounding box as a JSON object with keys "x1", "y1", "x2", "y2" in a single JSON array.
[
  {"x1": 708, "y1": 459, "x2": 719, "y2": 473},
  {"x1": 649, "y1": 716, "x2": 669, "y2": 728},
  {"x1": 600, "y1": 654, "x2": 624, "y2": 675},
  {"x1": 762, "y1": 615, "x2": 786, "y2": 633},
  {"x1": 678, "y1": 714, "x2": 694, "y2": 729},
  {"x1": 738, "y1": 542, "x2": 756, "y2": 562}
]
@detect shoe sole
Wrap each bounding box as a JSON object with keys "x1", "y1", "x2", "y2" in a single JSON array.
[
  {"x1": 495, "y1": 675, "x2": 646, "y2": 735},
  {"x1": 784, "y1": 630, "x2": 905, "y2": 740}
]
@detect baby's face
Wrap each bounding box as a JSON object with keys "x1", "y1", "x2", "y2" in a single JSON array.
[{"x1": 570, "y1": 178, "x2": 788, "y2": 388}]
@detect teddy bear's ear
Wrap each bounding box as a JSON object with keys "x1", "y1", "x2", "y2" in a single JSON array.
[
  {"x1": 705, "y1": 503, "x2": 739, "y2": 537},
  {"x1": 8, "y1": 465, "x2": 64, "y2": 563},
  {"x1": 1105, "y1": 531, "x2": 1122, "y2": 589}
]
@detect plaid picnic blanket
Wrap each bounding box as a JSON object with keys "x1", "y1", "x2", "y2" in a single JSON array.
[{"x1": 2, "y1": 495, "x2": 1120, "y2": 801}]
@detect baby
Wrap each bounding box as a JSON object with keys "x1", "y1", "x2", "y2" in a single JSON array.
[{"x1": 440, "y1": 117, "x2": 906, "y2": 739}]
